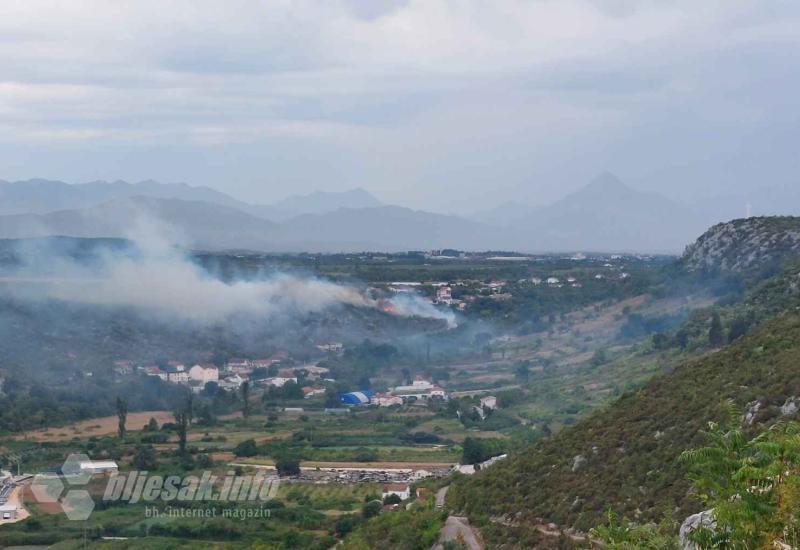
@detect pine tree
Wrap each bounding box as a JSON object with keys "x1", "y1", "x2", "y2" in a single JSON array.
[
  {"x1": 116, "y1": 397, "x2": 127, "y2": 440},
  {"x1": 708, "y1": 312, "x2": 724, "y2": 347},
  {"x1": 241, "y1": 381, "x2": 251, "y2": 417}
]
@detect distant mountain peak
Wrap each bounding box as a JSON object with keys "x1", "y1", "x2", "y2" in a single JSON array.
[{"x1": 580, "y1": 171, "x2": 632, "y2": 196}]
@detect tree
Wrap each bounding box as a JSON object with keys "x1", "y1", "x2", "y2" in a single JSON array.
[
  {"x1": 361, "y1": 500, "x2": 382, "y2": 519},
  {"x1": 174, "y1": 410, "x2": 188, "y2": 454},
  {"x1": 591, "y1": 348, "x2": 609, "y2": 367},
  {"x1": 132, "y1": 445, "x2": 158, "y2": 471},
  {"x1": 514, "y1": 360, "x2": 531, "y2": 382},
  {"x1": 652, "y1": 332, "x2": 670, "y2": 350},
  {"x1": 116, "y1": 397, "x2": 127, "y2": 440},
  {"x1": 185, "y1": 392, "x2": 194, "y2": 425},
  {"x1": 679, "y1": 404, "x2": 800, "y2": 548},
  {"x1": 233, "y1": 438, "x2": 258, "y2": 457},
  {"x1": 335, "y1": 514, "x2": 360, "y2": 537},
  {"x1": 728, "y1": 316, "x2": 750, "y2": 343},
  {"x1": 241, "y1": 381, "x2": 251, "y2": 417},
  {"x1": 383, "y1": 493, "x2": 401, "y2": 505},
  {"x1": 708, "y1": 312, "x2": 724, "y2": 347},
  {"x1": 275, "y1": 455, "x2": 301, "y2": 476},
  {"x1": 145, "y1": 417, "x2": 159, "y2": 432}
]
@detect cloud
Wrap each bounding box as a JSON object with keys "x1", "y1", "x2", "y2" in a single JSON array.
[{"x1": 0, "y1": 1, "x2": 799, "y2": 208}]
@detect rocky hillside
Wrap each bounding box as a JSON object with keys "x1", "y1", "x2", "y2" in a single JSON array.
[{"x1": 681, "y1": 216, "x2": 800, "y2": 274}]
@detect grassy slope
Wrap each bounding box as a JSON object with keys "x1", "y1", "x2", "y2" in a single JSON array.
[{"x1": 448, "y1": 309, "x2": 800, "y2": 532}]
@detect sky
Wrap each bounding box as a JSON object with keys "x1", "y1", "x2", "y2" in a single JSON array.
[{"x1": 1, "y1": 0, "x2": 798, "y2": 214}]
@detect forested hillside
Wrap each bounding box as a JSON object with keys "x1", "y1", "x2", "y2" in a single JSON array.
[
  {"x1": 449, "y1": 306, "x2": 800, "y2": 531},
  {"x1": 448, "y1": 218, "x2": 800, "y2": 534}
]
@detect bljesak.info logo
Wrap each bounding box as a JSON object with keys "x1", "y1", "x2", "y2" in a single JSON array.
[{"x1": 29, "y1": 454, "x2": 280, "y2": 520}]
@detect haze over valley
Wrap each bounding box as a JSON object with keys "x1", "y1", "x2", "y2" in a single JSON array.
[{"x1": 2, "y1": 2, "x2": 800, "y2": 549}]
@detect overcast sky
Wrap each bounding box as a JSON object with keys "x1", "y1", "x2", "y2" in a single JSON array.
[{"x1": 1, "y1": 1, "x2": 798, "y2": 213}]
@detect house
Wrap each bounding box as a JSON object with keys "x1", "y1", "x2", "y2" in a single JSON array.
[
  {"x1": 315, "y1": 342, "x2": 343, "y2": 353},
  {"x1": 189, "y1": 364, "x2": 219, "y2": 384},
  {"x1": 391, "y1": 375, "x2": 448, "y2": 401},
  {"x1": 530, "y1": 277, "x2": 542, "y2": 285},
  {"x1": 164, "y1": 366, "x2": 188, "y2": 384},
  {"x1": 595, "y1": 274, "x2": 605, "y2": 280},
  {"x1": 226, "y1": 358, "x2": 252, "y2": 375},
  {"x1": 261, "y1": 377, "x2": 297, "y2": 388},
  {"x1": 251, "y1": 358, "x2": 277, "y2": 369},
  {"x1": 566, "y1": 277, "x2": 577, "y2": 283},
  {"x1": 480, "y1": 395, "x2": 497, "y2": 410},
  {"x1": 382, "y1": 483, "x2": 410, "y2": 501},
  {"x1": 142, "y1": 365, "x2": 168, "y2": 381},
  {"x1": 546, "y1": 277, "x2": 560, "y2": 285},
  {"x1": 302, "y1": 386, "x2": 326, "y2": 398},
  {"x1": 166, "y1": 361, "x2": 185, "y2": 372},
  {"x1": 219, "y1": 374, "x2": 245, "y2": 390},
  {"x1": 0, "y1": 503, "x2": 17, "y2": 520},
  {"x1": 291, "y1": 364, "x2": 330, "y2": 380},
  {"x1": 113, "y1": 360, "x2": 134, "y2": 375},
  {"x1": 372, "y1": 392, "x2": 403, "y2": 407},
  {"x1": 79, "y1": 460, "x2": 118, "y2": 475},
  {"x1": 435, "y1": 286, "x2": 453, "y2": 305}
]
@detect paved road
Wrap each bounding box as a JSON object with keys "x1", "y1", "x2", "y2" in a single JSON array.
[
  {"x1": 433, "y1": 516, "x2": 484, "y2": 550},
  {"x1": 435, "y1": 485, "x2": 449, "y2": 508}
]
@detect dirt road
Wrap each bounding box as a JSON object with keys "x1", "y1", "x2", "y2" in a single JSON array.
[{"x1": 433, "y1": 516, "x2": 484, "y2": 550}]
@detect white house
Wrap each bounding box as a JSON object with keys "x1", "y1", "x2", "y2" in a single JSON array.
[
  {"x1": 480, "y1": 395, "x2": 497, "y2": 410},
  {"x1": 0, "y1": 503, "x2": 17, "y2": 520},
  {"x1": 435, "y1": 286, "x2": 453, "y2": 305},
  {"x1": 392, "y1": 375, "x2": 448, "y2": 401},
  {"x1": 382, "y1": 483, "x2": 410, "y2": 501},
  {"x1": 372, "y1": 392, "x2": 404, "y2": 407},
  {"x1": 189, "y1": 364, "x2": 219, "y2": 384},
  {"x1": 79, "y1": 460, "x2": 119, "y2": 475},
  {"x1": 165, "y1": 367, "x2": 188, "y2": 384},
  {"x1": 226, "y1": 358, "x2": 252, "y2": 375},
  {"x1": 261, "y1": 377, "x2": 297, "y2": 388},
  {"x1": 219, "y1": 374, "x2": 245, "y2": 390},
  {"x1": 546, "y1": 277, "x2": 560, "y2": 285},
  {"x1": 302, "y1": 386, "x2": 326, "y2": 398},
  {"x1": 315, "y1": 342, "x2": 343, "y2": 353}
]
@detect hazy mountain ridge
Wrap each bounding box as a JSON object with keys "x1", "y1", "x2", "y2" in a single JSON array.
[
  {"x1": 515, "y1": 172, "x2": 706, "y2": 253},
  {"x1": 250, "y1": 188, "x2": 383, "y2": 222},
  {"x1": 0, "y1": 175, "x2": 775, "y2": 253}
]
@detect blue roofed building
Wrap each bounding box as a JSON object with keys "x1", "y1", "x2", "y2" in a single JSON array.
[{"x1": 339, "y1": 391, "x2": 373, "y2": 406}]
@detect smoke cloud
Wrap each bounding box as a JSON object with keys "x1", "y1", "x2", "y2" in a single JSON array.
[{"x1": 1, "y1": 217, "x2": 455, "y2": 327}]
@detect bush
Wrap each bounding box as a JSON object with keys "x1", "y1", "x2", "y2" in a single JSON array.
[
  {"x1": 275, "y1": 456, "x2": 301, "y2": 476},
  {"x1": 233, "y1": 439, "x2": 259, "y2": 458}
]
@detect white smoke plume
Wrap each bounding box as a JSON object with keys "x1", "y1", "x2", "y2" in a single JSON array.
[
  {"x1": 383, "y1": 293, "x2": 457, "y2": 329},
  {"x1": 1, "y1": 217, "x2": 454, "y2": 327}
]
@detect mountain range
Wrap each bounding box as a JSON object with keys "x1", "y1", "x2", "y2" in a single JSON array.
[{"x1": 1, "y1": 174, "x2": 795, "y2": 253}]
